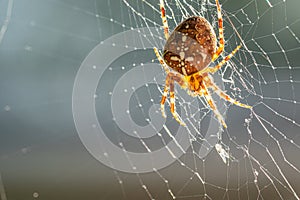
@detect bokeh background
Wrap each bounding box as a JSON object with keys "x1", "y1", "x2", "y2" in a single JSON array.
[{"x1": 1, "y1": 0, "x2": 300, "y2": 199}]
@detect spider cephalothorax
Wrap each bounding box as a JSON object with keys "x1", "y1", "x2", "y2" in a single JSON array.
[{"x1": 154, "y1": 0, "x2": 251, "y2": 128}]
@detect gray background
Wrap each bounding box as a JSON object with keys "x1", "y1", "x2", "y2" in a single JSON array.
[{"x1": 1, "y1": 0, "x2": 300, "y2": 199}]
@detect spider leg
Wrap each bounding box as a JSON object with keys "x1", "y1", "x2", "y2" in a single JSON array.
[
  {"x1": 160, "y1": 83, "x2": 169, "y2": 119},
  {"x1": 205, "y1": 75, "x2": 251, "y2": 109},
  {"x1": 154, "y1": 47, "x2": 170, "y2": 73},
  {"x1": 201, "y1": 81, "x2": 227, "y2": 128},
  {"x1": 160, "y1": 0, "x2": 169, "y2": 40},
  {"x1": 205, "y1": 44, "x2": 241, "y2": 74},
  {"x1": 169, "y1": 77, "x2": 186, "y2": 126},
  {"x1": 212, "y1": 0, "x2": 225, "y2": 62},
  {"x1": 161, "y1": 73, "x2": 186, "y2": 126},
  {"x1": 156, "y1": 47, "x2": 186, "y2": 126}
]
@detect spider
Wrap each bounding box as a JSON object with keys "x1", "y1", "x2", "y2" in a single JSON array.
[{"x1": 154, "y1": 0, "x2": 251, "y2": 128}]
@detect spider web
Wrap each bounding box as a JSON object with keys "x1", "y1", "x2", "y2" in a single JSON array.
[
  {"x1": 91, "y1": 0, "x2": 300, "y2": 199},
  {"x1": 0, "y1": 0, "x2": 300, "y2": 199}
]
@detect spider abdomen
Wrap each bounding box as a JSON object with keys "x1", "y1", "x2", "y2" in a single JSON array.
[{"x1": 163, "y1": 16, "x2": 217, "y2": 76}]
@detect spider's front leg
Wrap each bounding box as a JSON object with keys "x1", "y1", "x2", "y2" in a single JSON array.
[
  {"x1": 212, "y1": 0, "x2": 225, "y2": 62},
  {"x1": 154, "y1": 47, "x2": 170, "y2": 73},
  {"x1": 203, "y1": 44, "x2": 241, "y2": 74},
  {"x1": 161, "y1": 73, "x2": 186, "y2": 126},
  {"x1": 160, "y1": 0, "x2": 169, "y2": 40}
]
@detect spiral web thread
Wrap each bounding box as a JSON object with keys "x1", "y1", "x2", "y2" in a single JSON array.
[{"x1": 98, "y1": 0, "x2": 300, "y2": 199}]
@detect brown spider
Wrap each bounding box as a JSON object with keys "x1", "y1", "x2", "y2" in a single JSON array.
[{"x1": 154, "y1": 0, "x2": 251, "y2": 128}]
